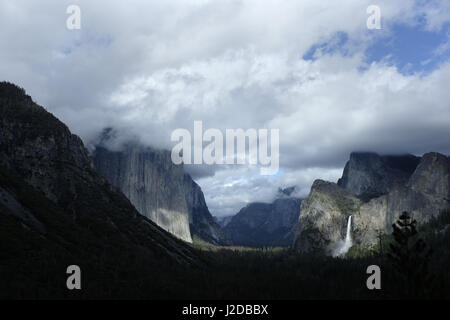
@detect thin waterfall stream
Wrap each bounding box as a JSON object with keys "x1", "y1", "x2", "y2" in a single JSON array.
[{"x1": 333, "y1": 215, "x2": 353, "y2": 257}]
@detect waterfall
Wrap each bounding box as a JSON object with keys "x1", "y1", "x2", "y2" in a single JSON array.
[
  {"x1": 344, "y1": 215, "x2": 352, "y2": 248},
  {"x1": 333, "y1": 215, "x2": 353, "y2": 257}
]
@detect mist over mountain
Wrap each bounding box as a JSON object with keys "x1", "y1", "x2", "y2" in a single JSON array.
[
  {"x1": 337, "y1": 152, "x2": 421, "y2": 201},
  {"x1": 92, "y1": 129, "x2": 226, "y2": 245},
  {"x1": 224, "y1": 187, "x2": 302, "y2": 247},
  {"x1": 215, "y1": 215, "x2": 234, "y2": 228}
]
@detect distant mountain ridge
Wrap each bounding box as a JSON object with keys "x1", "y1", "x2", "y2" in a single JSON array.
[
  {"x1": 224, "y1": 187, "x2": 302, "y2": 247},
  {"x1": 215, "y1": 215, "x2": 234, "y2": 228}
]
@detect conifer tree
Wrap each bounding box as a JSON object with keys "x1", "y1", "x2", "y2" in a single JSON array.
[{"x1": 388, "y1": 212, "x2": 433, "y2": 298}]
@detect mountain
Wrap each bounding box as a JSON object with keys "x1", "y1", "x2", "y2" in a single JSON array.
[
  {"x1": 93, "y1": 136, "x2": 226, "y2": 245},
  {"x1": 0, "y1": 82, "x2": 202, "y2": 298},
  {"x1": 93, "y1": 143, "x2": 192, "y2": 242},
  {"x1": 215, "y1": 215, "x2": 234, "y2": 228},
  {"x1": 293, "y1": 152, "x2": 450, "y2": 254},
  {"x1": 183, "y1": 173, "x2": 227, "y2": 244},
  {"x1": 337, "y1": 152, "x2": 421, "y2": 201},
  {"x1": 293, "y1": 179, "x2": 386, "y2": 254},
  {"x1": 224, "y1": 188, "x2": 302, "y2": 247}
]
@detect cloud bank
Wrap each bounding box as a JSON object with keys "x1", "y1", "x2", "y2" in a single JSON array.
[{"x1": 1, "y1": 0, "x2": 450, "y2": 216}]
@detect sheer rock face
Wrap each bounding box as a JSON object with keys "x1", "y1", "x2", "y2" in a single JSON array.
[
  {"x1": 293, "y1": 180, "x2": 361, "y2": 254},
  {"x1": 224, "y1": 190, "x2": 302, "y2": 247},
  {"x1": 337, "y1": 152, "x2": 420, "y2": 200},
  {"x1": 93, "y1": 145, "x2": 225, "y2": 244},
  {"x1": 294, "y1": 152, "x2": 450, "y2": 254},
  {"x1": 408, "y1": 152, "x2": 450, "y2": 198},
  {"x1": 93, "y1": 145, "x2": 192, "y2": 242},
  {"x1": 386, "y1": 152, "x2": 450, "y2": 231},
  {"x1": 183, "y1": 174, "x2": 226, "y2": 245},
  {"x1": 357, "y1": 195, "x2": 388, "y2": 247}
]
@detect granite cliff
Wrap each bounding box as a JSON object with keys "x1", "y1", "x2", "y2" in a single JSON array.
[
  {"x1": 183, "y1": 173, "x2": 227, "y2": 244},
  {"x1": 93, "y1": 140, "x2": 225, "y2": 245},
  {"x1": 337, "y1": 152, "x2": 421, "y2": 200},
  {"x1": 294, "y1": 152, "x2": 450, "y2": 254}
]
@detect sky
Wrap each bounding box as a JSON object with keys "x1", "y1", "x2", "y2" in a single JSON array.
[{"x1": 1, "y1": 0, "x2": 450, "y2": 217}]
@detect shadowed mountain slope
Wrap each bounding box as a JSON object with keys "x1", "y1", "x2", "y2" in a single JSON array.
[{"x1": 0, "y1": 82, "x2": 203, "y2": 298}]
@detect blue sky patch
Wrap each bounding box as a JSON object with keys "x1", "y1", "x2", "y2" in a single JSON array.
[
  {"x1": 365, "y1": 22, "x2": 450, "y2": 75},
  {"x1": 303, "y1": 32, "x2": 350, "y2": 61}
]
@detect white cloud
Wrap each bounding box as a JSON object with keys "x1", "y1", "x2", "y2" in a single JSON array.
[{"x1": 1, "y1": 0, "x2": 450, "y2": 216}]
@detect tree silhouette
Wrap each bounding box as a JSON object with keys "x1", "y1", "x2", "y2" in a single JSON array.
[{"x1": 388, "y1": 211, "x2": 433, "y2": 298}]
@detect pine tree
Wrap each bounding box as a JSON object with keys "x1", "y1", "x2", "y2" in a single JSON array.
[{"x1": 388, "y1": 212, "x2": 433, "y2": 298}]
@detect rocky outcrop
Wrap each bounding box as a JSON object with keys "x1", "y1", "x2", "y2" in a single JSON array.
[
  {"x1": 93, "y1": 144, "x2": 192, "y2": 242},
  {"x1": 337, "y1": 152, "x2": 420, "y2": 200},
  {"x1": 0, "y1": 84, "x2": 94, "y2": 205},
  {"x1": 93, "y1": 141, "x2": 225, "y2": 244},
  {"x1": 294, "y1": 152, "x2": 450, "y2": 254},
  {"x1": 225, "y1": 188, "x2": 302, "y2": 247},
  {"x1": 293, "y1": 180, "x2": 360, "y2": 253},
  {"x1": 386, "y1": 152, "x2": 450, "y2": 231},
  {"x1": 183, "y1": 174, "x2": 226, "y2": 245}
]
